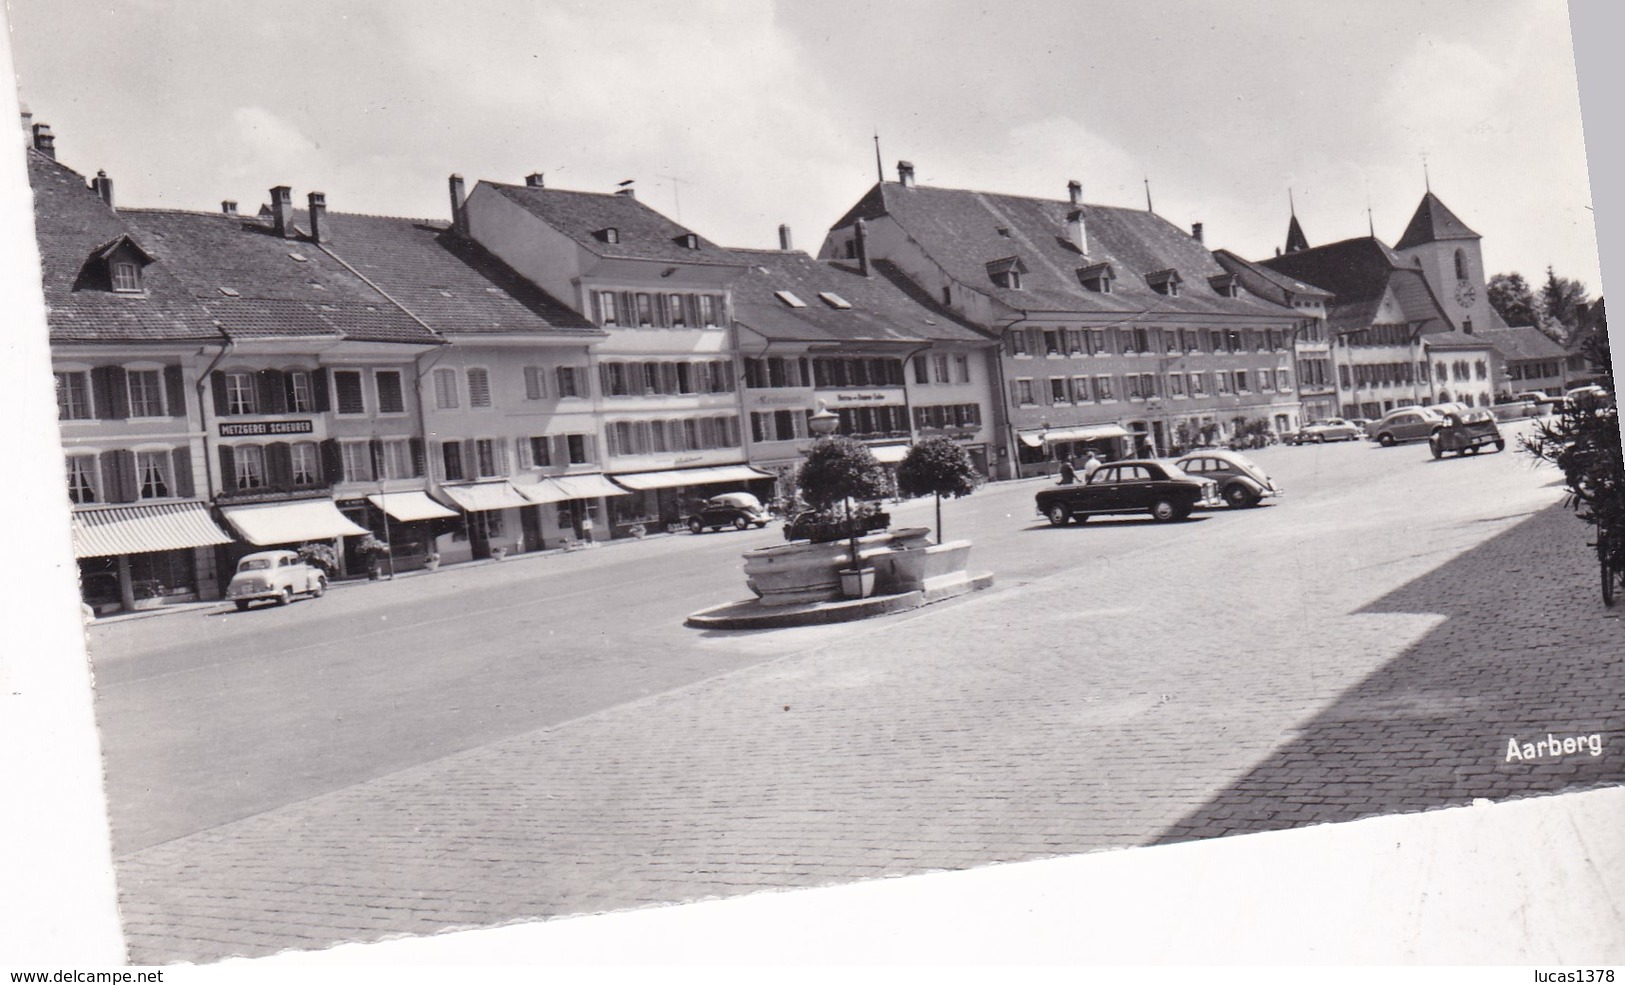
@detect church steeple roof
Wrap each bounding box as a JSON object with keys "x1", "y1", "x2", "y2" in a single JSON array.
[
  {"x1": 1284, "y1": 213, "x2": 1309, "y2": 254},
  {"x1": 1394, "y1": 191, "x2": 1480, "y2": 249}
]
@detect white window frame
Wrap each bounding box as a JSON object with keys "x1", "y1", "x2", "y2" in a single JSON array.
[
  {"x1": 134, "y1": 448, "x2": 172, "y2": 499},
  {"x1": 234, "y1": 444, "x2": 266, "y2": 490},
  {"x1": 288, "y1": 370, "x2": 314, "y2": 413},
  {"x1": 225, "y1": 372, "x2": 257, "y2": 416},
  {"x1": 66, "y1": 453, "x2": 99, "y2": 503},
  {"x1": 340, "y1": 440, "x2": 374, "y2": 483},
  {"x1": 56, "y1": 370, "x2": 93, "y2": 421},
  {"x1": 381, "y1": 439, "x2": 414, "y2": 480},
  {"x1": 290, "y1": 442, "x2": 320, "y2": 486},
  {"x1": 1015, "y1": 378, "x2": 1035, "y2": 406},
  {"x1": 125, "y1": 366, "x2": 166, "y2": 418},
  {"x1": 1095, "y1": 375, "x2": 1116, "y2": 402},
  {"x1": 433, "y1": 368, "x2": 460, "y2": 410},
  {"x1": 112, "y1": 261, "x2": 141, "y2": 293}
]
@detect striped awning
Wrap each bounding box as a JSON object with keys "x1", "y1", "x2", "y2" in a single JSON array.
[
  {"x1": 520, "y1": 474, "x2": 631, "y2": 505},
  {"x1": 71, "y1": 501, "x2": 234, "y2": 559},
  {"x1": 437, "y1": 482, "x2": 532, "y2": 513},
  {"x1": 221, "y1": 499, "x2": 371, "y2": 546},
  {"x1": 367, "y1": 491, "x2": 458, "y2": 522},
  {"x1": 610, "y1": 464, "x2": 774, "y2": 492}
]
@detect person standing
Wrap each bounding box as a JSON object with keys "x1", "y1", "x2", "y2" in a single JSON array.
[
  {"x1": 1082, "y1": 449, "x2": 1103, "y2": 480},
  {"x1": 1057, "y1": 460, "x2": 1077, "y2": 485}
]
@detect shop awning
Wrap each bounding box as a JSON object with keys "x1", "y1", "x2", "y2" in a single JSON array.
[
  {"x1": 436, "y1": 482, "x2": 533, "y2": 513},
  {"x1": 520, "y1": 473, "x2": 632, "y2": 505},
  {"x1": 220, "y1": 499, "x2": 370, "y2": 546},
  {"x1": 71, "y1": 501, "x2": 234, "y2": 559},
  {"x1": 1018, "y1": 423, "x2": 1130, "y2": 447},
  {"x1": 367, "y1": 491, "x2": 458, "y2": 522},
  {"x1": 868, "y1": 444, "x2": 911, "y2": 464},
  {"x1": 610, "y1": 464, "x2": 774, "y2": 492}
]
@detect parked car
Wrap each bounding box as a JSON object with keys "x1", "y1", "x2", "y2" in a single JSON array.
[
  {"x1": 1035, "y1": 459, "x2": 1222, "y2": 525},
  {"x1": 1175, "y1": 449, "x2": 1283, "y2": 508},
  {"x1": 1565, "y1": 384, "x2": 1612, "y2": 406},
  {"x1": 1367, "y1": 406, "x2": 1445, "y2": 446},
  {"x1": 1428, "y1": 409, "x2": 1506, "y2": 458},
  {"x1": 687, "y1": 491, "x2": 771, "y2": 533},
  {"x1": 1294, "y1": 418, "x2": 1363, "y2": 443},
  {"x1": 225, "y1": 549, "x2": 327, "y2": 610}
]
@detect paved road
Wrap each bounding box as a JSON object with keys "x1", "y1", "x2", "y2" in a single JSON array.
[{"x1": 94, "y1": 423, "x2": 1625, "y2": 962}]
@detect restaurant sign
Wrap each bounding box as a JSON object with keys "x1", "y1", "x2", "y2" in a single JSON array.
[
  {"x1": 827, "y1": 390, "x2": 901, "y2": 406},
  {"x1": 219, "y1": 419, "x2": 315, "y2": 437}
]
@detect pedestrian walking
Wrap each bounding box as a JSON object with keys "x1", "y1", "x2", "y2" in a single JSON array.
[
  {"x1": 1058, "y1": 460, "x2": 1077, "y2": 485},
  {"x1": 1082, "y1": 450, "x2": 1103, "y2": 480}
]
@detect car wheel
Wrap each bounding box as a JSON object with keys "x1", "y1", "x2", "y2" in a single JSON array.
[
  {"x1": 311, "y1": 577, "x2": 326, "y2": 598},
  {"x1": 688, "y1": 518, "x2": 704, "y2": 534},
  {"x1": 1429, "y1": 438, "x2": 1443, "y2": 459},
  {"x1": 756, "y1": 521, "x2": 768, "y2": 528},
  {"x1": 1494, "y1": 438, "x2": 1506, "y2": 452},
  {"x1": 234, "y1": 600, "x2": 250, "y2": 611},
  {"x1": 1149, "y1": 499, "x2": 1179, "y2": 522},
  {"x1": 277, "y1": 586, "x2": 293, "y2": 606},
  {"x1": 1223, "y1": 484, "x2": 1256, "y2": 509},
  {"x1": 734, "y1": 516, "x2": 750, "y2": 531},
  {"x1": 1315, "y1": 434, "x2": 1326, "y2": 443},
  {"x1": 1046, "y1": 505, "x2": 1071, "y2": 527},
  {"x1": 1378, "y1": 433, "x2": 1396, "y2": 447},
  {"x1": 1468, "y1": 445, "x2": 1480, "y2": 455}
]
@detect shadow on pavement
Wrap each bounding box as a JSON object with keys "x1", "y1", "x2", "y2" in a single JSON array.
[{"x1": 1152, "y1": 501, "x2": 1625, "y2": 845}]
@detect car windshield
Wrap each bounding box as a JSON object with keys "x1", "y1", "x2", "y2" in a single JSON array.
[{"x1": 238, "y1": 559, "x2": 273, "y2": 571}]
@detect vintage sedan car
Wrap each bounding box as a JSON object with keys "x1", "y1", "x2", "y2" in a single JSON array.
[
  {"x1": 225, "y1": 549, "x2": 327, "y2": 610},
  {"x1": 1175, "y1": 449, "x2": 1282, "y2": 508},
  {"x1": 1294, "y1": 418, "x2": 1364, "y2": 443},
  {"x1": 687, "y1": 491, "x2": 771, "y2": 533},
  {"x1": 1036, "y1": 459, "x2": 1221, "y2": 525},
  {"x1": 1367, "y1": 406, "x2": 1445, "y2": 446}
]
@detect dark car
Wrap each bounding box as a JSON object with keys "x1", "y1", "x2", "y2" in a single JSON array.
[
  {"x1": 1175, "y1": 449, "x2": 1282, "y2": 508},
  {"x1": 687, "y1": 491, "x2": 770, "y2": 533},
  {"x1": 1035, "y1": 459, "x2": 1221, "y2": 525}
]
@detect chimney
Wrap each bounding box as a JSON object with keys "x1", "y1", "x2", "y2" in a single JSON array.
[
  {"x1": 854, "y1": 218, "x2": 871, "y2": 277},
  {"x1": 1066, "y1": 209, "x2": 1088, "y2": 255},
  {"x1": 897, "y1": 160, "x2": 915, "y2": 188},
  {"x1": 307, "y1": 191, "x2": 329, "y2": 244},
  {"x1": 448, "y1": 173, "x2": 468, "y2": 236},
  {"x1": 524, "y1": 172, "x2": 545, "y2": 188},
  {"x1": 269, "y1": 185, "x2": 296, "y2": 238},
  {"x1": 221, "y1": 200, "x2": 238, "y2": 215},
  {"x1": 1067, "y1": 180, "x2": 1082, "y2": 206},
  {"x1": 31, "y1": 123, "x2": 55, "y2": 159},
  {"x1": 91, "y1": 170, "x2": 114, "y2": 208},
  {"x1": 1191, "y1": 222, "x2": 1204, "y2": 244},
  {"x1": 778, "y1": 224, "x2": 793, "y2": 251}
]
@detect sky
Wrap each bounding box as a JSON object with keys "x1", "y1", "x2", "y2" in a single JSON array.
[{"x1": 5, "y1": 0, "x2": 1607, "y2": 294}]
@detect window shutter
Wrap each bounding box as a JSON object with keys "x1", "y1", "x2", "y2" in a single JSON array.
[
  {"x1": 164, "y1": 365, "x2": 186, "y2": 418},
  {"x1": 211, "y1": 371, "x2": 229, "y2": 417},
  {"x1": 524, "y1": 366, "x2": 543, "y2": 400},
  {"x1": 430, "y1": 442, "x2": 445, "y2": 481},
  {"x1": 463, "y1": 439, "x2": 478, "y2": 478},
  {"x1": 111, "y1": 449, "x2": 137, "y2": 502},
  {"x1": 516, "y1": 435, "x2": 533, "y2": 469},
  {"x1": 409, "y1": 437, "x2": 425, "y2": 478},
  {"x1": 169, "y1": 446, "x2": 195, "y2": 498},
  {"x1": 494, "y1": 440, "x2": 510, "y2": 476},
  {"x1": 620, "y1": 291, "x2": 636, "y2": 325},
  {"x1": 266, "y1": 442, "x2": 293, "y2": 491},
  {"x1": 369, "y1": 438, "x2": 385, "y2": 479},
  {"x1": 312, "y1": 369, "x2": 331, "y2": 412},
  {"x1": 319, "y1": 439, "x2": 342, "y2": 485},
  {"x1": 654, "y1": 293, "x2": 669, "y2": 327},
  {"x1": 685, "y1": 295, "x2": 702, "y2": 328},
  {"x1": 554, "y1": 435, "x2": 570, "y2": 467},
  {"x1": 258, "y1": 369, "x2": 288, "y2": 414},
  {"x1": 94, "y1": 366, "x2": 129, "y2": 419},
  {"x1": 99, "y1": 450, "x2": 122, "y2": 502},
  {"x1": 583, "y1": 434, "x2": 597, "y2": 464},
  {"x1": 599, "y1": 362, "x2": 614, "y2": 395},
  {"x1": 217, "y1": 445, "x2": 236, "y2": 490}
]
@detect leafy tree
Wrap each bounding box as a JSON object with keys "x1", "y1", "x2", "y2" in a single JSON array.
[
  {"x1": 1540, "y1": 265, "x2": 1591, "y2": 342},
  {"x1": 1487, "y1": 272, "x2": 1537, "y2": 327},
  {"x1": 794, "y1": 436, "x2": 893, "y2": 562},
  {"x1": 1522, "y1": 326, "x2": 1620, "y2": 579},
  {"x1": 895, "y1": 435, "x2": 980, "y2": 542}
]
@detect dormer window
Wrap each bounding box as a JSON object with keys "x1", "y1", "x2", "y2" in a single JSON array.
[
  {"x1": 111, "y1": 262, "x2": 141, "y2": 292},
  {"x1": 675, "y1": 233, "x2": 700, "y2": 250},
  {"x1": 986, "y1": 256, "x2": 1027, "y2": 290},
  {"x1": 774, "y1": 290, "x2": 807, "y2": 308},
  {"x1": 600, "y1": 227, "x2": 620, "y2": 244},
  {"x1": 1208, "y1": 273, "x2": 1241, "y2": 299},
  {"x1": 1077, "y1": 262, "x2": 1115, "y2": 294},
  {"x1": 1147, "y1": 269, "x2": 1182, "y2": 297}
]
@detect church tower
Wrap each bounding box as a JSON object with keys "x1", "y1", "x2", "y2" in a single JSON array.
[
  {"x1": 1284, "y1": 192, "x2": 1309, "y2": 254},
  {"x1": 1392, "y1": 190, "x2": 1495, "y2": 334}
]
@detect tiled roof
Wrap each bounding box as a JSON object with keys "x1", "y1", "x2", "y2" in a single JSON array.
[
  {"x1": 1393, "y1": 191, "x2": 1480, "y2": 250},
  {"x1": 725, "y1": 248, "x2": 991, "y2": 346},
  {"x1": 488, "y1": 183, "x2": 744, "y2": 266},
  {"x1": 27, "y1": 150, "x2": 221, "y2": 344},
  {"x1": 313, "y1": 212, "x2": 600, "y2": 338},
  {"x1": 830, "y1": 182, "x2": 1299, "y2": 320},
  {"x1": 1212, "y1": 249, "x2": 1334, "y2": 304},
  {"x1": 1420, "y1": 329, "x2": 1496, "y2": 352},
  {"x1": 1478, "y1": 324, "x2": 1569, "y2": 361},
  {"x1": 120, "y1": 208, "x2": 440, "y2": 345},
  {"x1": 1261, "y1": 236, "x2": 1407, "y2": 304}
]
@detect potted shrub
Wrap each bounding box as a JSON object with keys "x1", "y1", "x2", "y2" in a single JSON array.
[
  {"x1": 884, "y1": 436, "x2": 983, "y2": 595},
  {"x1": 296, "y1": 542, "x2": 338, "y2": 578},
  {"x1": 354, "y1": 535, "x2": 391, "y2": 580},
  {"x1": 423, "y1": 550, "x2": 441, "y2": 572},
  {"x1": 895, "y1": 436, "x2": 979, "y2": 544},
  {"x1": 794, "y1": 436, "x2": 893, "y2": 598}
]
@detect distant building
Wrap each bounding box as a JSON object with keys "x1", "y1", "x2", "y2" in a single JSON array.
[
  {"x1": 1213, "y1": 249, "x2": 1337, "y2": 423},
  {"x1": 1478, "y1": 324, "x2": 1571, "y2": 397},
  {"x1": 820, "y1": 164, "x2": 1306, "y2": 477}
]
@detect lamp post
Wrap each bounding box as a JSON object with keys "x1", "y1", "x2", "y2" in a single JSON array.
[
  {"x1": 1146, "y1": 397, "x2": 1164, "y2": 457},
  {"x1": 808, "y1": 399, "x2": 839, "y2": 437}
]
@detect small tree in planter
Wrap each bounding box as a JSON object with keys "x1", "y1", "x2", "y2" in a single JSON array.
[
  {"x1": 895, "y1": 436, "x2": 980, "y2": 543},
  {"x1": 354, "y1": 535, "x2": 391, "y2": 580},
  {"x1": 794, "y1": 437, "x2": 893, "y2": 594},
  {"x1": 296, "y1": 542, "x2": 338, "y2": 577}
]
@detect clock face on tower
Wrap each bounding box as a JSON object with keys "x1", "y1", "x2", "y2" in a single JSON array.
[{"x1": 1455, "y1": 282, "x2": 1477, "y2": 308}]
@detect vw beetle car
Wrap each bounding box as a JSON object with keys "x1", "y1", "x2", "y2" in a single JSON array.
[
  {"x1": 687, "y1": 491, "x2": 770, "y2": 533},
  {"x1": 1036, "y1": 459, "x2": 1221, "y2": 525},
  {"x1": 1175, "y1": 449, "x2": 1282, "y2": 508},
  {"x1": 226, "y1": 549, "x2": 327, "y2": 610},
  {"x1": 1295, "y1": 418, "x2": 1363, "y2": 443},
  {"x1": 1367, "y1": 406, "x2": 1445, "y2": 446}
]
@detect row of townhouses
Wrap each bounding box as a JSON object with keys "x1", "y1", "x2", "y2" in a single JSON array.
[{"x1": 29, "y1": 119, "x2": 1577, "y2": 613}]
